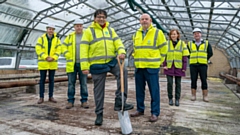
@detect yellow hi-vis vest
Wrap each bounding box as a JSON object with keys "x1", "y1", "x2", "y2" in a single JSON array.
[
  {"x1": 188, "y1": 40, "x2": 208, "y2": 64},
  {"x1": 35, "y1": 33, "x2": 61, "y2": 70},
  {"x1": 62, "y1": 31, "x2": 82, "y2": 73},
  {"x1": 166, "y1": 40, "x2": 189, "y2": 68},
  {"x1": 80, "y1": 22, "x2": 126, "y2": 70},
  {"x1": 133, "y1": 25, "x2": 167, "y2": 68}
]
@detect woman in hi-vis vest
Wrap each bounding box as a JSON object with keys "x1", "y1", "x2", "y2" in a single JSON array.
[{"x1": 163, "y1": 29, "x2": 189, "y2": 106}]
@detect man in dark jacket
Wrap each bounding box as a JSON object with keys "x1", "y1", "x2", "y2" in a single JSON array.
[{"x1": 187, "y1": 28, "x2": 213, "y2": 102}]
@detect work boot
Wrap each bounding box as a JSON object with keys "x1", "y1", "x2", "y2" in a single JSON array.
[
  {"x1": 37, "y1": 98, "x2": 44, "y2": 104},
  {"x1": 175, "y1": 99, "x2": 179, "y2": 106},
  {"x1": 169, "y1": 99, "x2": 173, "y2": 106},
  {"x1": 202, "y1": 90, "x2": 209, "y2": 102},
  {"x1": 95, "y1": 113, "x2": 103, "y2": 126},
  {"x1": 66, "y1": 102, "x2": 74, "y2": 109},
  {"x1": 114, "y1": 97, "x2": 134, "y2": 111},
  {"x1": 81, "y1": 102, "x2": 89, "y2": 109},
  {"x1": 191, "y1": 89, "x2": 196, "y2": 101}
]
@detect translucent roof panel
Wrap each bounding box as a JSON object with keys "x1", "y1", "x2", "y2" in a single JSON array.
[{"x1": 0, "y1": 0, "x2": 239, "y2": 68}]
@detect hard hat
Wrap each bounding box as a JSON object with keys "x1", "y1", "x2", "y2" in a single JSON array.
[
  {"x1": 73, "y1": 19, "x2": 84, "y2": 25},
  {"x1": 46, "y1": 23, "x2": 55, "y2": 29},
  {"x1": 193, "y1": 28, "x2": 201, "y2": 33}
]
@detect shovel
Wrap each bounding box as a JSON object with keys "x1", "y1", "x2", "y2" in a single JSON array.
[{"x1": 117, "y1": 57, "x2": 132, "y2": 135}]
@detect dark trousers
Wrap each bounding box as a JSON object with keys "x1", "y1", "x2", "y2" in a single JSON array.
[
  {"x1": 166, "y1": 75, "x2": 181, "y2": 100},
  {"x1": 190, "y1": 64, "x2": 208, "y2": 90},
  {"x1": 135, "y1": 68, "x2": 160, "y2": 116},
  {"x1": 91, "y1": 64, "x2": 128, "y2": 114},
  {"x1": 39, "y1": 70, "x2": 55, "y2": 98}
]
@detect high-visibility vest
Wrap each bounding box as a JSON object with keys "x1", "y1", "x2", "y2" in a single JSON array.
[
  {"x1": 35, "y1": 33, "x2": 61, "y2": 70},
  {"x1": 62, "y1": 31, "x2": 83, "y2": 73},
  {"x1": 166, "y1": 40, "x2": 189, "y2": 68},
  {"x1": 132, "y1": 24, "x2": 167, "y2": 68},
  {"x1": 80, "y1": 22, "x2": 126, "y2": 70},
  {"x1": 188, "y1": 40, "x2": 208, "y2": 64}
]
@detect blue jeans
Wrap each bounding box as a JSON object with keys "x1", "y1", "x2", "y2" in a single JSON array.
[
  {"x1": 67, "y1": 63, "x2": 88, "y2": 104},
  {"x1": 39, "y1": 70, "x2": 55, "y2": 98},
  {"x1": 135, "y1": 68, "x2": 160, "y2": 116}
]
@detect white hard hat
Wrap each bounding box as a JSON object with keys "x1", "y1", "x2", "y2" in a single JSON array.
[
  {"x1": 193, "y1": 28, "x2": 201, "y2": 33},
  {"x1": 46, "y1": 23, "x2": 55, "y2": 29},
  {"x1": 73, "y1": 19, "x2": 84, "y2": 25}
]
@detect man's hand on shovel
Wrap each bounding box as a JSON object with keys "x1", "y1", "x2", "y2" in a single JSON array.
[{"x1": 118, "y1": 54, "x2": 125, "y2": 60}]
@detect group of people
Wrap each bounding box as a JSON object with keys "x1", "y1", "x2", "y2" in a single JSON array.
[{"x1": 35, "y1": 9, "x2": 213, "y2": 125}]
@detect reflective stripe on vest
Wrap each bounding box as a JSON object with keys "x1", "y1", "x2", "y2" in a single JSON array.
[
  {"x1": 189, "y1": 41, "x2": 208, "y2": 64},
  {"x1": 134, "y1": 29, "x2": 159, "y2": 50},
  {"x1": 87, "y1": 27, "x2": 115, "y2": 62},
  {"x1": 89, "y1": 27, "x2": 113, "y2": 45},
  {"x1": 134, "y1": 29, "x2": 161, "y2": 63},
  {"x1": 166, "y1": 41, "x2": 183, "y2": 68}
]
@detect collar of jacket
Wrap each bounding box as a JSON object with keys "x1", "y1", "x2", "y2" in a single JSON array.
[
  {"x1": 43, "y1": 32, "x2": 56, "y2": 38},
  {"x1": 193, "y1": 38, "x2": 205, "y2": 44},
  {"x1": 137, "y1": 24, "x2": 154, "y2": 32},
  {"x1": 69, "y1": 31, "x2": 84, "y2": 36},
  {"x1": 90, "y1": 21, "x2": 110, "y2": 30}
]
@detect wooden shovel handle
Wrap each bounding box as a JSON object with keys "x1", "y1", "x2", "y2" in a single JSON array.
[{"x1": 117, "y1": 57, "x2": 124, "y2": 93}]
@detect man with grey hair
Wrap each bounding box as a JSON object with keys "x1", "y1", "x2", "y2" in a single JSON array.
[
  {"x1": 130, "y1": 13, "x2": 168, "y2": 122},
  {"x1": 62, "y1": 19, "x2": 89, "y2": 109},
  {"x1": 187, "y1": 28, "x2": 213, "y2": 102}
]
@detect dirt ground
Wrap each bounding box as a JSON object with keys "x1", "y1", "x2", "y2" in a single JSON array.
[{"x1": 0, "y1": 75, "x2": 240, "y2": 135}]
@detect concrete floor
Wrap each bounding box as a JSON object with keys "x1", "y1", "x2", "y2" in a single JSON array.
[{"x1": 0, "y1": 76, "x2": 239, "y2": 135}]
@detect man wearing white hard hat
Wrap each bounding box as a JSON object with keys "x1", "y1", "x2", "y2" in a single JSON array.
[
  {"x1": 62, "y1": 19, "x2": 89, "y2": 109},
  {"x1": 187, "y1": 28, "x2": 213, "y2": 102},
  {"x1": 35, "y1": 23, "x2": 62, "y2": 104}
]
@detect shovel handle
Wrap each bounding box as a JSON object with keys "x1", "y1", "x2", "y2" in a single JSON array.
[
  {"x1": 117, "y1": 57, "x2": 125, "y2": 93},
  {"x1": 117, "y1": 57, "x2": 125, "y2": 114}
]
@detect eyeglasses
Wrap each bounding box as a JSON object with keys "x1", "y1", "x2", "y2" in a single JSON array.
[{"x1": 96, "y1": 16, "x2": 106, "y2": 19}]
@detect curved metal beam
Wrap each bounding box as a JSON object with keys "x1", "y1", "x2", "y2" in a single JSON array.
[
  {"x1": 0, "y1": 0, "x2": 7, "y2": 4},
  {"x1": 127, "y1": 0, "x2": 168, "y2": 33}
]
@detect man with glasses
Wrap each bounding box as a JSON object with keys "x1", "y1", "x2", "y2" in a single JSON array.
[{"x1": 80, "y1": 9, "x2": 134, "y2": 126}]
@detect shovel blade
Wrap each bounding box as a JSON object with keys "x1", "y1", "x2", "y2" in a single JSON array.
[{"x1": 118, "y1": 111, "x2": 132, "y2": 135}]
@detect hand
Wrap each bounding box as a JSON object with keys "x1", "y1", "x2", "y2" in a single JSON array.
[
  {"x1": 46, "y1": 57, "x2": 51, "y2": 62},
  {"x1": 163, "y1": 66, "x2": 168, "y2": 70},
  {"x1": 82, "y1": 70, "x2": 89, "y2": 75},
  {"x1": 182, "y1": 70, "x2": 185, "y2": 72},
  {"x1": 118, "y1": 54, "x2": 125, "y2": 60},
  {"x1": 46, "y1": 57, "x2": 54, "y2": 62},
  {"x1": 49, "y1": 57, "x2": 54, "y2": 62}
]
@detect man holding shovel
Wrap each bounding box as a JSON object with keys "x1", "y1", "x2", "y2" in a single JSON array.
[
  {"x1": 130, "y1": 14, "x2": 168, "y2": 122},
  {"x1": 80, "y1": 9, "x2": 134, "y2": 126}
]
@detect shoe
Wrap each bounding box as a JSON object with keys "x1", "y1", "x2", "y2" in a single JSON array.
[
  {"x1": 81, "y1": 102, "x2": 89, "y2": 109},
  {"x1": 114, "y1": 97, "x2": 134, "y2": 111},
  {"x1": 169, "y1": 99, "x2": 173, "y2": 106},
  {"x1": 66, "y1": 102, "x2": 74, "y2": 109},
  {"x1": 175, "y1": 99, "x2": 179, "y2": 106},
  {"x1": 149, "y1": 114, "x2": 158, "y2": 122},
  {"x1": 37, "y1": 98, "x2": 44, "y2": 104},
  {"x1": 49, "y1": 97, "x2": 57, "y2": 103},
  {"x1": 95, "y1": 113, "x2": 103, "y2": 126},
  {"x1": 130, "y1": 111, "x2": 144, "y2": 117}
]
